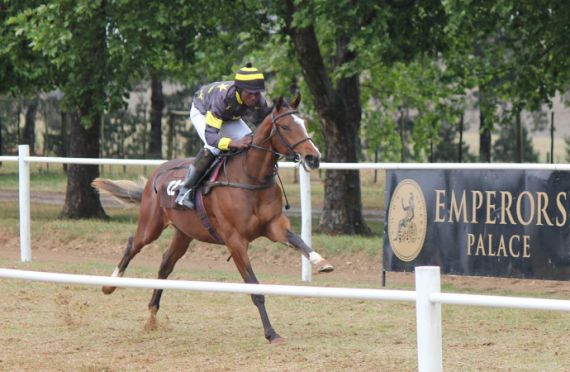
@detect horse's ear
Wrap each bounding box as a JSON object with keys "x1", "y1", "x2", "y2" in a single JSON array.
[
  {"x1": 290, "y1": 94, "x2": 301, "y2": 109},
  {"x1": 275, "y1": 96, "x2": 284, "y2": 111}
]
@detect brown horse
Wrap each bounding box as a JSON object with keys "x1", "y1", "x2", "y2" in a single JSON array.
[{"x1": 92, "y1": 96, "x2": 333, "y2": 344}]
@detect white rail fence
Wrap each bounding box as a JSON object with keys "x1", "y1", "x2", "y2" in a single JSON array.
[
  {"x1": 1, "y1": 266, "x2": 569, "y2": 371},
  {"x1": 6, "y1": 145, "x2": 570, "y2": 280},
  {"x1": 3, "y1": 146, "x2": 570, "y2": 370}
]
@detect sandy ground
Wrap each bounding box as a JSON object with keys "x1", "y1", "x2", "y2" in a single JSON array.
[{"x1": 1, "y1": 209, "x2": 570, "y2": 371}]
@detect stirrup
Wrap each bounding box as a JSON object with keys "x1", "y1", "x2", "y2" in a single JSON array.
[{"x1": 176, "y1": 189, "x2": 195, "y2": 209}]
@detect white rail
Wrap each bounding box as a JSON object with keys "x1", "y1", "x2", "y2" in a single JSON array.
[
  {"x1": 4, "y1": 145, "x2": 570, "y2": 280},
  {"x1": 0, "y1": 266, "x2": 568, "y2": 371}
]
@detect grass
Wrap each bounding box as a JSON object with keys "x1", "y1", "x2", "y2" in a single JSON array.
[
  {"x1": 0, "y1": 200, "x2": 382, "y2": 258},
  {"x1": 0, "y1": 161, "x2": 387, "y2": 209},
  {"x1": 0, "y1": 257, "x2": 569, "y2": 371}
]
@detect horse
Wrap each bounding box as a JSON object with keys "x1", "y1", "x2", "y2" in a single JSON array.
[{"x1": 92, "y1": 95, "x2": 334, "y2": 344}]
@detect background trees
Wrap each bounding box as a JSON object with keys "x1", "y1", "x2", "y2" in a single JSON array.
[
  {"x1": 1, "y1": 0, "x2": 569, "y2": 234},
  {"x1": 1, "y1": 0, "x2": 260, "y2": 218}
]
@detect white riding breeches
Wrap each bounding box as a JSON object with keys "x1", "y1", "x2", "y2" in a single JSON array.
[{"x1": 189, "y1": 104, "x2": 251, "y2": 155}]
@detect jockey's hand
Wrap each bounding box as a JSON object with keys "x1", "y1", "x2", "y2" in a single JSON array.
[{"x1": 229, "y1": 136, "x2": 252, "y2": 150}]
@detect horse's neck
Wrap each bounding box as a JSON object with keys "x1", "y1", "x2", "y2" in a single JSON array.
[{"x1": 230, "y1": 117, "x2": 277, "y2": 183}]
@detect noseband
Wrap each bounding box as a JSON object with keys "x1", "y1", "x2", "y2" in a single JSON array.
[{"x1": 250, "y1": 109, "x2": 314, "y2": 160}]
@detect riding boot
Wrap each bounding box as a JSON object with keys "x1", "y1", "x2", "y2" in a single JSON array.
[{"x1": 175, "y1": 148, "x2": 216, "y2": 209}]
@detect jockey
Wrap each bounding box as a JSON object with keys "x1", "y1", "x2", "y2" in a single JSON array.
[{"x1": 176, "y1": 63, "x2": 268, "y2": 208}]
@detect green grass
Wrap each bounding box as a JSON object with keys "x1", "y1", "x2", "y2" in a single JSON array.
[
  {"x1": 1, "y1": 200, "x2": 382, "y2": 258},
  {"x1": 0, "y1": 162, "x2": 154, "y2": 191},
  {"x1": 0, "y1": 161, "x2": 387, "y2": 208}
]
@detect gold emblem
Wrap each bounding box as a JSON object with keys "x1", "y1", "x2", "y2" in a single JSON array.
[{"x1": 387, "y1": 179, "x2": 427, "y2": 262}]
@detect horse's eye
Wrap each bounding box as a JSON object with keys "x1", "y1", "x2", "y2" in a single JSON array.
[{"x1": 281, "y1": 125, "x2": 290, "y2": 131}]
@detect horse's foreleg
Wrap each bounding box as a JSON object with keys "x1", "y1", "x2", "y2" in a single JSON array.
[
  {"x1": 265, "y1": 217, "x2": 334, "y2": 273},
  {"x1": 146, "y1": 229, "x2": 192, "y2": 330},
  {"x1": 285, "y1": 230, "x2": 334, "y2": 273},
  {"x1": 228, "y1": 237, "x2": 284, "y2": 344}
]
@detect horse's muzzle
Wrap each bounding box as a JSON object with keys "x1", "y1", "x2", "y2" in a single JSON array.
[{"x1": 304, "y1": 154, "x2": 320, "y2": 170}]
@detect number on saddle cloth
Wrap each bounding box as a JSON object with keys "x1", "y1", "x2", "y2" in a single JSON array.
[{"x1": 160, "y1": 157, "x2": 224, "y2": 209}]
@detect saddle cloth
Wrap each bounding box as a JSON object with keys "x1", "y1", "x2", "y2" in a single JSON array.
[{"x1": 158, "y1": 160, "x2": 223, "y2": 209}]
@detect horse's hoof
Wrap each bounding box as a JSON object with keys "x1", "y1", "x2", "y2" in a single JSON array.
[
  {"x1": 144, "y1": 307, "x2": 159, "y2": 331},
  {"x1": 102, "y1": 286, "x2": 116, "y2": 295},
  {"x1": 269, "y1": 336, "x2": 286, "y2": 345},
  {"x1": 144, "y1": 317, "x2": 158, "y2": 331},
  {"x1": 317, "y1": 261, "x2": 334, "y2": 273}
]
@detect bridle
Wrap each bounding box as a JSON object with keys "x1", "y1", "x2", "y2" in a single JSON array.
[
  {"x1": 249, "y1": 109, "x2": 314, "y2": 161},
  {"x1": 206, "y1": 108, "x2": 314, "y2": 203}
]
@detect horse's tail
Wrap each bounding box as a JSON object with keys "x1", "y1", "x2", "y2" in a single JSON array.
[{"x1": 92, "y1": 178, "x2": 145, "y2": 205}]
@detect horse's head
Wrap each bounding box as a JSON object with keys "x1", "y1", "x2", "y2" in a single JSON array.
[{"x1": 268, "y1": 95, "x2": 321, "y2": 171}]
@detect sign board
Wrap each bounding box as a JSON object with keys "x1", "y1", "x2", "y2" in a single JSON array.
[{"x1": 383, "y1": 170, "x2": 570, "y2": 280}]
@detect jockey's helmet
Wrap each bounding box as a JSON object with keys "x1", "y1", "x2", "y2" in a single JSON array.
[{"x1": 234, "y1": 63, "x2": 265, "y2": 92}]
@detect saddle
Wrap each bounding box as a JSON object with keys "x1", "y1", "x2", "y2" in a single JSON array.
[
  {"x1": 157, "y1": 157, "x2": 223, "y2": 210},
  {"x1": 156, "y1": 157, "x2": 225, "y2": 244}
]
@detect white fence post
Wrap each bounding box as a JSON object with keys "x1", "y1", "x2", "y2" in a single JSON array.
[
  {"x1": 415, "y1": 266, "x2": 443, "y2": 372},
  {"x1": 18, "y1": 145, "x2": 32, "y2": 262},
  {"x1": 299, "y1": 166, "x2": 312, "y2": 282}
]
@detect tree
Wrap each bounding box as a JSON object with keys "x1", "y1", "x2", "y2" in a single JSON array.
[
  {"x1": 493, "y1": 122, "x2": 539, "y2": 162},
  {"x1": 443, "y1": 1, "x2": 570, "y2": 162},
  {"x1": 3, "y1": 0, "x2": 251, "y2": 218},
  {"x1": 275, "y1": 1, "x2": 446, "y2": 234},
  {"x1": 148, "y1": 75, "x2": 164, "y2": 159},
  {"x1": 22, "y1": 97, "x2": 38, "y2": 154}
]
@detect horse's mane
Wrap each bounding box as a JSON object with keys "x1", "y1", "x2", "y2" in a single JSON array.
[{"x1": 256, "y1": 96, "x2": 289, "y2": 125}]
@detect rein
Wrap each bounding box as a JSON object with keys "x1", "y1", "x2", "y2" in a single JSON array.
[
  {"x1": 203, "y1": 108, "x2": 311, "y2": 206},
  {"x1": 202, "y1": 159, "x2": 276, "y2": 193}
]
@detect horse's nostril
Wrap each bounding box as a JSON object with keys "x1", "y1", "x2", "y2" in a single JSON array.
[{"x1": 304, "y1": 155, "x2": 320, "y2": 169}]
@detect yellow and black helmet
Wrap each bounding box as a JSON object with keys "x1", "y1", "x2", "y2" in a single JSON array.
[{"x1": 234, "y1": 63, "x2": 265, "y2": 92}]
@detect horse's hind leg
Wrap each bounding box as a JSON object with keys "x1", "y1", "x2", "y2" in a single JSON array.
[
  {"x1": 228, "y1": 236, "x2": 283, "y2": 344},
  {"x1": 146, "y1": 229, "x2": 192, "y2": 330},
  {"x1": 102, "y1": 205, "x2": 166, "y2": 294}
]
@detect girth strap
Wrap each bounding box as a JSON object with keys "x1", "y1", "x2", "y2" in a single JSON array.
[
  {"x1": 195, "y1": 190, "x2": 224, "y2": 244},
  {"x1": 202, "y1": 178, "x2": 276, "y2": 194}
]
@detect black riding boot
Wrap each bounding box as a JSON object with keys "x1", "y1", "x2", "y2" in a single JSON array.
[{"x1": 175, "y1": 148, "x2": 216, "y2": 209}]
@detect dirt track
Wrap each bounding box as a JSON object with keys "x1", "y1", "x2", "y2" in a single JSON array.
[{"x1": 1, "y1": 207, "x2": 570, "y2": 370}]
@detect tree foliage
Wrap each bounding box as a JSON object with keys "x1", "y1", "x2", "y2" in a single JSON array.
[{"x1": 1, "y1": 0, "x2": 570, "y2": 233}]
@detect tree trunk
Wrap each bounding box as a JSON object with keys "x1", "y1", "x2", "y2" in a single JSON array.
[
  {"x1": 458, "y1": 113, "x2": 464, "y2": 163},
  {"x1": 478, "y1": 88, "x2": 491, "y2": 163},
  {"x1": 550, "y1": 111, "x2": 554, "y2": 163},
  {"x1": 60, "y1": 1, "x2": 107, "y2": 219},
  {"x1": 283, "y1": 0, "x2": 370, "y2": 235},
  {"x1": 0, "y1": 113, "x2": 3, "y2": 167},
  {"x1": 399, "y1": 108, "x2": 405, "y2": 162},
  {"x1": 60, "y1": 111, "x2": 69, "y2": 172},
  {"x1": 479, "y1": 118, "x2": 491, "y2": 163},
  {"x1": 60, "y1": 111, "x2": 108, "y2": 219},
  {"x1": 149, "y1": 74, "x2": 164, "y2": 159},
  {"x1": 23, "y1": 98, "x2": 38, "y2": 155},
  {"x1": 515, "y1": 109, "x2": 522, "y2": 163}
]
